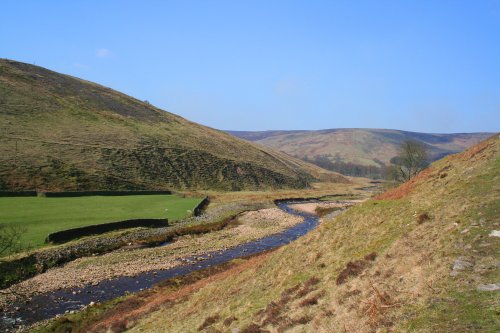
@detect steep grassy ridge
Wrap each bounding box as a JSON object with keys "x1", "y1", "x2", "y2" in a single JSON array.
[
  {"x1": 0, "y1": 59, "x2": 345, "y2": 191},
  {"x1": 228, "y1": 128, "x2": 492, "y2": 167},
  {"x1": 102, "y1": 136, "x2": 497, "y2": 332}
]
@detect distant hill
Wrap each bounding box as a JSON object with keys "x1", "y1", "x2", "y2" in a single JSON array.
[
  {"x1": 227, "y1": 128, "x2": 492, "y2": 178},
  {"x1": 0, "y1": 59, "x2": 347, "y2": 191}
]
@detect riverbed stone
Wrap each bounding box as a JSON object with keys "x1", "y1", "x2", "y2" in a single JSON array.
[
  {"x1": 476, "y1": 283, "x2": 500, "y2": 291},
  {"x1": 489, "y1": 230, "x2": 500, "y2": 237},
  {"x1": 450, "y1": 257, "x2": 473, "y2": 276}
]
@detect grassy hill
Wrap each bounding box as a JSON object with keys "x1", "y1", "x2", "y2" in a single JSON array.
[
  {"x1": 75, "y1": 135, "x2": 498, "y2": 332},
  {"x1": 228, "y1": 128, "x2": 492, "y2": 177},
  {"x1": 0, "y1": 59, "x2": 347, "y2": 191}
]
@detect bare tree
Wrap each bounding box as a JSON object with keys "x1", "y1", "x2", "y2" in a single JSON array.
[
  {"x1": 0, "y1": 225, "x2": 26, "y2": 258},
  {"x1": 389, "y1": 140, "x2": 429, "y2": 183}
]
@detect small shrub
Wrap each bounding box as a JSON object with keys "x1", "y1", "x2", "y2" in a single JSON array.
[
  {"x1": 417, "y1": 213, "x2": 430, "y2": 224},
  {"x1": 241, "y1": 323, "x2": 268, "y2": 333},
  {"x1": 296, "y1": 286, "x2": 313, "y2": 298},
  {"x1": 223, "y1": 316, "x2": 237, "y2": 326},
  {"x1": 339, "y1": 288, "x2": 362, "y2": 304},
  {"x1": 336, "y1": 259, "x2": 367, "y2": 285},
  {"x1": 344, "y1": 289, "x2": 361, "y2": 298},
  {"x1": 281, "y1": 284, "x2": 300, "y2": 298},
  {"x1": 299, "y1": 296, "x2": 319, "y2": 307},
  {"x1": 296, "y1": 277, "x2": 321, "y2": 297},
  {"x1": 361, "y1": 281, "x2": 399, "y2": 328},
  {"x1": 0, "y1": 224, "x2": 27, "y2": 256},
  {"x1": 299, "y1": 290, "x2": 326, "y2": 307},
  {"x1": 198, "y1": 314, "x2": 220, "y2": 331},
  {"x1": 323, "y1": 309, "x2": 335, "y2": 317},
  {"x1": 364, "y1": 252, "x2": 377, "y2": 261},
  {"x1": 303, "y1": 276, "x2": 321, "y2": 287},
  {"x1": 261, "y1": 301, "x2": 283, "y2": 326},
  {"x1": 293, "y1": 315, "x2": 313, "y2": 325},
  {"x1": 278, "y1": 315, "x2": 313, "y2": 331}
]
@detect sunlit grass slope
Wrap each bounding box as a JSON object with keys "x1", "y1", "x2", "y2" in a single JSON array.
[{"x1": 0, "y1": 59, "x2": 346, "y2": 191}]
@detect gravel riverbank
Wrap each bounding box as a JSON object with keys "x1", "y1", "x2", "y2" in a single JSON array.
[
  {"x1": 0, "y1": 207, "x2": 302, "y2": 305},
  {"x1": 289, "y1": 200, "x2": 361, "y2": 215}
]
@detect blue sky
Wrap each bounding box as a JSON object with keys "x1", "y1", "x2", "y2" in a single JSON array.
[{"x1": 1, "y1": 0, "x2": 499, "y2": 133}]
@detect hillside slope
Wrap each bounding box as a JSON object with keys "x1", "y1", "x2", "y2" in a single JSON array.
[
  {"x1": 0, "y1": 59, "x2": 347, "y2": 191},
  {"x1": 228, "y1": 128, "x2": 492, "y2": 171},
  {"x1": 107, "y1": 136, "x2": 498, "y2": 332}
]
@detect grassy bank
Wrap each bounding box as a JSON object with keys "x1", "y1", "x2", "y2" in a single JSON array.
[
  {"x1": 0, "y1": 180, "x2": 369, "y2": 291},
  {"x1": 0, "y1": 194, "x2": 202, "y2": 250}
]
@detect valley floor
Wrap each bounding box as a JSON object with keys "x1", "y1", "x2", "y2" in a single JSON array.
[
  {"x1": 6, "y1": 207, "x2": 306, "y2": 297},
  {"x1": 0, "y1": 181, "x2": 372, "y2": 332},
  {"x1": 27, "y1": 136, "x2": 498, "y2": 333}
]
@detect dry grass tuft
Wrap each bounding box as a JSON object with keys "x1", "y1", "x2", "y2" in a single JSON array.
[
  {"x1": 304, "y1": 276, "x2": 321, "y2": 287},
  {"x1": 276, "y1": 314, "x2": 314, "y2": 332},
  {"x1": 338, "y1": 288, "x2": 361, "y2": 305},
  {"x1": 360, "y1": 280, "x2": 400, "y2": 328},
  {"x1": 260, "y1": 301, "x2": 283, "y2": 326},
  {"x1": 198, "y1": 314, "x2": 220, "y2": 331},
  {"x1": 223, "y1": 316, "x2": 237, "y2": 327},
  {"x1": 296, "y1": 276, "x2": 321, "y2": 297},
  {"x1": 293, "y1": 315, "x2": 313, "y2": 325},
  {"x1": 241, "y1": 323, "x2": 268, "y2": 333},
  {"x1": 363, "y1": 252, "x2": 377, "y2": 261},
  {"x1": 336, "y1": 260, "x2": 367, "y2": 285},
  {"x1": 336, "y1": 253, "x2": 377, "y2": 286},
  {"x1": 281, "y1": 283, "x2": 301, "y2": 298},
  {"x1": 299, "y1": 290, "x2": 326, "y2": 307},
  {"x1": 204, "y1": 328, "x2": 221, "y2": 333},
  {"x1": 254, "y1": 276, "x2": 322, "y2": 329}
]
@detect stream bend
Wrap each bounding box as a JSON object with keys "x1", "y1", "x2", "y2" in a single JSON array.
[{"x1": 2, "y1": 201, "x2": 322, "y2": 328}]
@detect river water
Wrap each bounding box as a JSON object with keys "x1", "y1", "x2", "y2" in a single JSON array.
[{"x1": 1, "y1": 201, "x2": 322, "y2": 330}]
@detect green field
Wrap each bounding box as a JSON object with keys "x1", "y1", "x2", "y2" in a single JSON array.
[{"x1": 0, "y1": 194, "x2": 203, "y2": 250}]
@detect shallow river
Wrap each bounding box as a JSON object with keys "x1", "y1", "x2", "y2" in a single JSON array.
[{"x1": 2, "y1": 201, "x2": 322, "y2": 330}]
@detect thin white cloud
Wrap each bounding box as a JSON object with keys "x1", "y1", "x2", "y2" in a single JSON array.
[{"x1": 96, "y1": 48, "x2": 111, "y2": 58}]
